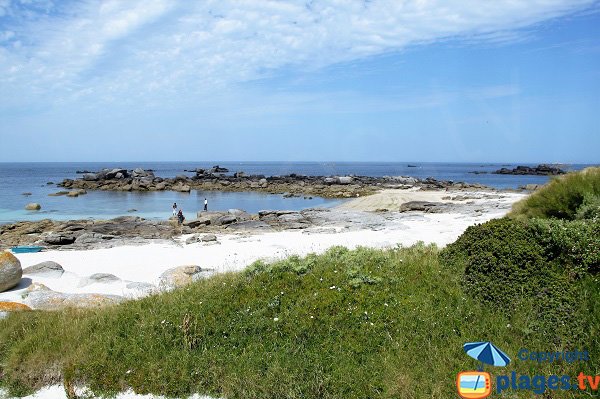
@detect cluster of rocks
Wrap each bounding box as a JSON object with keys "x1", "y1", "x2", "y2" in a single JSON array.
[
  {"x1": 0, "y1": 216, "x2": 180, "y2": 249},
  {"x1": 0, "y1": 250, "x2": 217, "y2": 314},
  {"x1": 493, "y1": 164, "x2": 565, "y2": 176},
  {"x1": 57, "y1": 166, "x2": 494, "y2": 199}
]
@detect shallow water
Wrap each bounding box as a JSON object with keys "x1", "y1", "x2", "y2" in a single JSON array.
[{"x1": 0, "y1": 161, "x2": 593, "y2": 223}]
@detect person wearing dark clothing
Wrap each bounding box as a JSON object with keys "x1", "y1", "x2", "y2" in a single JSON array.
[
  {"x1": 204, "y1": 198, "x2": 208, "y2": 212},
  {"x1": 177, "y1": 209, "x2": 185, "y2": 225}
]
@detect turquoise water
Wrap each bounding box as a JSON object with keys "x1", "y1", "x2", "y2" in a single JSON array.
[{"x1": 0, "y1": 162, "x2": 594, "y2": 223}]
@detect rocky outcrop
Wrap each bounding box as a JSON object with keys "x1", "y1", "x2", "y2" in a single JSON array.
[
  {"x1": 0, "y1": 251, "x2": 22, "y2": 292},
  {"x1": 57, "y1": 166, "x2": 492, "y2": 199},
  {"x1": 158, "y1": 265, "x2": 215, "y2": 290},
  {"x1": 0, "y1": 216, "x2": 181, "y2": 249},
  {"x1": 22, "y1": 261, "x2": 65, "y2": 278},
  {"x1": 25, "y1": 203, "x2": 41, "y2": 211},
  {"x1": 494, "y1": 164, "x2": 565, "y2": 176}
]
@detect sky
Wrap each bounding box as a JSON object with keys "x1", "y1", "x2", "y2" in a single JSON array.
[{"x1": 0, "y1": 0, "x2": 599, "y2": 163}]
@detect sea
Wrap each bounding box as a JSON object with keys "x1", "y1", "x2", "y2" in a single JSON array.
[{"x1": 0, "y1": 162, "x2": 594, "y2": 224}]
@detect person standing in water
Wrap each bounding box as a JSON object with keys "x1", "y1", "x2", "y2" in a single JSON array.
[
  {"x1": 172, "y1": 202, "x2": 178, "y2": 217},
  {"x1": 204, "y1": 198, "x2": 208, "y2": 212}
]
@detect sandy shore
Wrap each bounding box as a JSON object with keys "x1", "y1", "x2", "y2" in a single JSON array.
[{"x1": 1, "y1": 189, "x2": 526, "y2": 303}]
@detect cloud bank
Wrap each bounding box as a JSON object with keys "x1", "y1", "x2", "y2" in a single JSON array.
[{"x1": 0, "y1": 0, "x2": 597, "y2": 109}]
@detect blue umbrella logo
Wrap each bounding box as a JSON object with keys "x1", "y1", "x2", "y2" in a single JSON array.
[{"x1": 464, "y1": 341, "x2": 511, "y2": 370}]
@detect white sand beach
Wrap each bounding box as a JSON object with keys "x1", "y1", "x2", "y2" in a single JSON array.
[{"x1": 0, "y1": 189, "x2": 526, "y2": 304}]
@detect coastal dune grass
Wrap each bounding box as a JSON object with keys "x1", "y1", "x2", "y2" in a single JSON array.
[
  {"x1": 1, "y1": 244, "x2": 598, "y2": 398},
  {"x1": 510, "y1": 166, "x2": 600, "y2": 220}
]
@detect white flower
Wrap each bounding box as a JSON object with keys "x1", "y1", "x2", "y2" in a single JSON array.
[{"x1": 273, "y1": 317, "x2": 279, "y2": 322}]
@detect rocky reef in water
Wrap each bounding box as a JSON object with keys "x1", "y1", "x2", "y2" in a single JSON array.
[
  {"x1": 493, "y1": 164, "x2": 565, "y2": 176},
  {"x1": 57, "y1": 165, "x2": 493, "y2": 198}
]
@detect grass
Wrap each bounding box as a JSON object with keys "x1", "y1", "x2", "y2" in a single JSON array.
[
  {"x1": 1, "y1": 244, "x2": 598, "y2": 398},
  {"x1": 510, "y1": 167, "x2": 600, "y2": 220}
]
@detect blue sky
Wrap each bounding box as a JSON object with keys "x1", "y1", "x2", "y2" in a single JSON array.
[{"x1": 0, "y1": 0, "x2": 599, "y2": 163}]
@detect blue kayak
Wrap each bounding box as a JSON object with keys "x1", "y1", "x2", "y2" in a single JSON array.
[{"x1": 10, "y1": 246, "x2": 44, "y2": 253}]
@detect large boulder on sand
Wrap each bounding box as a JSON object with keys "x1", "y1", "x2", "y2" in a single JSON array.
[
  {"x1": 22, "y1": 261, "x2": 64, "y2": 278},
  {"x1": 0, "y1": 251, "x2": 22, "y2": 292},
  {"x1": 158, "y1": 265, "x2": 214, "y2": 290},
  {"x1": 25, "y1": 203, "x2": 41, "y2": 211}
]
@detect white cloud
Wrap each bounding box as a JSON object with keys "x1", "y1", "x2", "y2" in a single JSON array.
[{"x1": 0, "y1": 0, "x2": 596, "y2": 108}]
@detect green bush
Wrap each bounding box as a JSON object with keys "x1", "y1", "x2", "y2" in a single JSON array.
[
  {"x1": 576, "y1": 193, "x2": 600, "y2": 221},
  {"x1": 440, "y1": 217, "x2": 594, "y2": 343},
  {"x1": 510, "y1": 167, "x2": 600, "y2": 220}
]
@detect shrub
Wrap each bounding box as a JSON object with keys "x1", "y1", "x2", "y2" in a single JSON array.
[
  {"x1": 576, "y1": 192, "x2": 600, "y2": 221},
  {"x1": 440, "y1": 217, "x2": 592, "y2": 342},
  {"x1": 510, "y1": 167, "x2": 600, "y2": 220}
]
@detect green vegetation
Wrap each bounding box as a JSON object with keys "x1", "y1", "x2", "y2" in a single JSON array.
[
  {"x1": 1, "y1": 167, "x2": 599, "y2": 398},
  {"x1": 510, "y1": 167, "x2": 600, "y2": 220},
  {"x1": 1, "y1": 243, "x2": 598, "y2": 398}
]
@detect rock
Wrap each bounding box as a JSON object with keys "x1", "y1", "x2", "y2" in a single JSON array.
[
  {"x1": 87, "y1": 273, "x2": 120, "y2": 284},
  {"x1": 399, "y1": 201, "x2": 446, "y2": 213},
  {"x1": 387, "y1": 176, "x2": 418, "y2": 185},
  {"x1": 158, "y1": 265, "x2": 214, "y2": 290},
  {"x1": 26, "y1": 282, "x2": 51, "y2": 293},
  {"x1": 234, "y1": 171, "x2": 246, "y2": 178},
  {"x1": 174, "y1": 184, "x2": 191, "y2": 193},
  {"x1": 131, "y1": 168, "x2": 154, "y2": 178},
  {"x1": 22, "y1": 261, "x2": 64, "y2": 278},
  {"x1": 75, "y1": 232, "x2": 109, "y2": 244},
  {"x1": 22, "y1": 192, "x2": 32, "y2": 196},
  {"x1": 185, "y1": 234, "x2": 200, "y2": 244},
  {"x1": 212, "y1": 165, "x2": 229, "y2": 173},
  {"x1": 226, "y1": 221, "x2": 273, "y2": 232},
  {"x1": 66, "y1": 191, "x2": 80, "y2": 197},
  {"x1": 216, "y1": 215, "x2": 237, "y2": 225},
  {"x1": 155, "y1": 182, "x2": 167, "y2": 190},
  {"x1": 44, "y1": 234, "x2": 76, "y2": 245},
  {"x1": 0, "y1": 302, "x2": 31, "y2": 312},
  {"x1": 337, "y1": 176, "x2": 354, "y2": 184},
  {"x1": 25, "y1": 203, "x2": 41, "y2": 211},
  {"x1": 494, "y1": 164, "x2": 565, "y2": 176},
  {"x1": 183, "y1": 217, "x2": 211, "y2": 228},
  {"x1": 200, "y1": 234, "x2": 217, "y2": 242},
  {"x1": 48, "y1": 191, "x2": 71, "y2": 196},
  {"x1": 125, "y1": 282, "x2": 157, "y2": 296},
  {"x1": 0, "y1": 251, "x2": 22, "y2": 292},
  {"x1": 323, "y1": 177, "x2": 337, "y2": 185},
  {"x1": 23, "y1": 290, "x2": 124, "y2": 310},
  {"x1": 83, "y1": 173, "x2": 98, "y2": 181}
]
